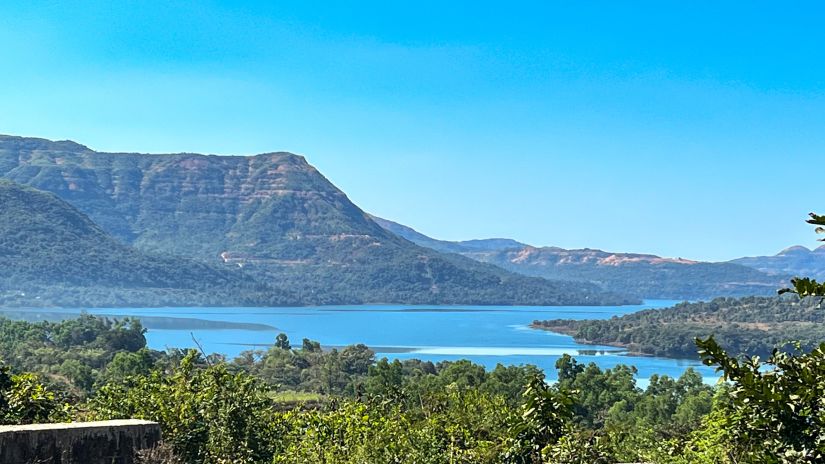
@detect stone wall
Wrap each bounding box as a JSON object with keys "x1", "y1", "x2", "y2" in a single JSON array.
[{"x1": 0, "y1": 419, "x2": 161, "y2": 464}]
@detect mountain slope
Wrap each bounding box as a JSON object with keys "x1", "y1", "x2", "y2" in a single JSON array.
[
  {"x1": 0, "y1": 179, "x2": 288, "y2": 307},
  {"x1": 0, "y1": 135, "x2": 634, "y2": 306},
  {"x1": 730, "y1": 246, "x2": 825, "y2": 281},
  {"x1": 373, "y1": 217, "x2": 786, "y2": 300},
  {"x1": 469, "y1": 247, "x2": 785, "y2": 300},
  {"x1": 370, "y1": 216, "x2": 526, "y2": 254}
]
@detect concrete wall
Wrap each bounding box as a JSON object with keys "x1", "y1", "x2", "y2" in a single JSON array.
[{"x1": 0, "y1": 419, "x2": 161, "y2": 464}]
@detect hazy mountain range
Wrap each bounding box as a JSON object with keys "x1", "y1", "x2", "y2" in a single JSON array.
[
  {"x1": 369, "y1": 215, "x2": 527, "y2": 254},
  {"x1": 0, "y1": 135, "x2": 633, "y2": 307},
  {"x1": 371, "y1": 217, "x2": 815, "y2": 300},
  {"x1": 730, "y1": 245, "x2": 825, "y2": 281}
]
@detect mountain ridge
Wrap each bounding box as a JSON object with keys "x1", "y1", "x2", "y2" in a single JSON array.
[
  {"x1": 0, "y1": 135, "x2": 635, "y2": 306},
  {"x1": 729, "y1": 245, "x2": 825, "y2": 280},
  {"x1": 369, "y1": 215, "x2": 527, "y2": 254},
  {"x1": 372, "y1": 216, "x2": 788, "y2": 300}
]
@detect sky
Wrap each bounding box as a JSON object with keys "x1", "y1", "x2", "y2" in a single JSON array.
[{"x1": 1, "y1": 1, "x2": 823, "y2": 261}]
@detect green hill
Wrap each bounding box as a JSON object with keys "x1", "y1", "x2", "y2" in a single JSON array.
[
  {"x1": 0, "y1": 135, "x2": 635, "y2": 306},
  {"x1": 0, "y1": 179, "x2": 291, "y2": 307},
  {"x1": 532, "y1": 296, "x2": 825, "y2": 359}
]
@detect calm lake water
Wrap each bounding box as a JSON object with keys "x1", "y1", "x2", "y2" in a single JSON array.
[{"x1": 3, "y1": 300, "x2": 718, "y2": 384}]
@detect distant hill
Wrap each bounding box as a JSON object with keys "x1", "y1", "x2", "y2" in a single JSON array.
[
  {"x1": 369, "y1": 216, "x2": 526, "y2": 254},
  {"x1": 0, "y1": 179, "x2": 290, "y2": 307},
  {"x1": 373, "y1": 217, "x2": 786, "y2": 300},
  {"x1": 533, "y1": 296, "x2": 825, "y2": 359},
  {"x1": 0, "y1": 135, "x2": 635, "y2": 306},
  {"x1": 729, "y1": 246, "x2": 825, "y2": 281}
]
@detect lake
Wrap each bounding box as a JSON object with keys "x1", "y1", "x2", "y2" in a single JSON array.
[{"x1": 2, "y1": 300, "x2": 719, "y2": 384}]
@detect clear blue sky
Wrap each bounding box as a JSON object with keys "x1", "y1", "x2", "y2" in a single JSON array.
[{"x1": 1, "y1": 1, "x2": 823, "y2": 261}]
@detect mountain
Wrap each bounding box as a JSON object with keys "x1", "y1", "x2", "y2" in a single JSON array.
[
  {"x1": 729, "y1": 246, "x2": 825, "y2": 281},
  {"x1": 369, "y1": 216, "x2": 526, "y2": 254},
  {"x1": 0, "y1": 179, "x2": 289, "y2": 307},
  {"x1": 0, "y1": 135, "x2": 635, "y2": 306},
  {"x1": 373, "y1": 218, "x2": 787, "y2": 300},
  {"x1": 464, "y1": 247, "x2": 787, "y2": 300}
]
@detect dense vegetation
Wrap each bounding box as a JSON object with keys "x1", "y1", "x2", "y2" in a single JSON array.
[
  {"x1": 0, "y1": 135, "x2": 635, "y2": 307},
  {"x1": 532, "y1": 295, "x2": 825, "y2": 359},
  {"x1": 0, "y1": 314, "x2": 719, "y2": 463}
]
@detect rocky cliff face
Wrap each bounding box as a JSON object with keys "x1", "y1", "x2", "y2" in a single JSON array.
[
  {"x1": 0, "y1": 135, "x2": 634, "y2": 305},
  {"x1": 0, "y1": 135, "x2": 382, "y2": 260}
]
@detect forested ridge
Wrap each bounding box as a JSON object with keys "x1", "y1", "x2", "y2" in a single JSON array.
[
  {"x1": 532, "y1": 296, "x2": 825, "y2": 359},
  {"x1": 0, "y1": 179, "x2": 298, "y2": 307}
]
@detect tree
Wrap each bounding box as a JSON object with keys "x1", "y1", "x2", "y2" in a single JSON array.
[
  {"x1": 274, "y1": 333, "x2": 291, "y2": 351},
  {"x1": 301, "y1": 338, "x2": 321, "y2": 353},
  {"x1": 366, "y1": 358, "x2": 405, "y2": 398},
  {"x1": 504, "y1": 373, "x2": 573, "y2": 463},
  {"x1": 101, "y1": 348, "x2": 155, "y2": 384}
]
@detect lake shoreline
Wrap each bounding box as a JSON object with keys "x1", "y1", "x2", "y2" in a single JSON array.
[{"x1": 0, "y1": 301, "x2": 715, "y2": 381}]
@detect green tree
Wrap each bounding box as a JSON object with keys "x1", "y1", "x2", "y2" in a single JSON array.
[
  {"x1": 301, "y1": 338, "x2": 321, "y2": 353},
  {"x1": 101, "y1": 348, "x2": 155, "y2": 384},
  {"x1": 504, "y1": 373, "x2": 573, "y2": 463},
  {"x1": 366, "y1": 358, "x2": 405, "y2": 398},
  {"x1": 274, "y1": 333, "x2": 291, "y2": 350},
  {"x1": 0, "y1": 363, "x2": 70, "y2": 425}
]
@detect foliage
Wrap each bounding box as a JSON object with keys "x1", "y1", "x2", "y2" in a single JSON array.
[
  {"x1": 779, "y1": 213, "x2": 825, "y2": 297},
  {"x1": 696, "y1": 338, "x2": 825, "y2": 462},
  {"x1": 0, "y1": 312, "x2": 729, "y2": 462},
  {"x1": 0, "y1": 314, "x2": 149, "y2": 397},
  {"x1": 0, "y1": 363, "x2": 70, "y2": 425},
  {"x1": 504, "y1": 373, "x2": 572, "y2": 463},
  {"x1": 90, "y1": 351, "x2": 284, "y2": 464}
]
